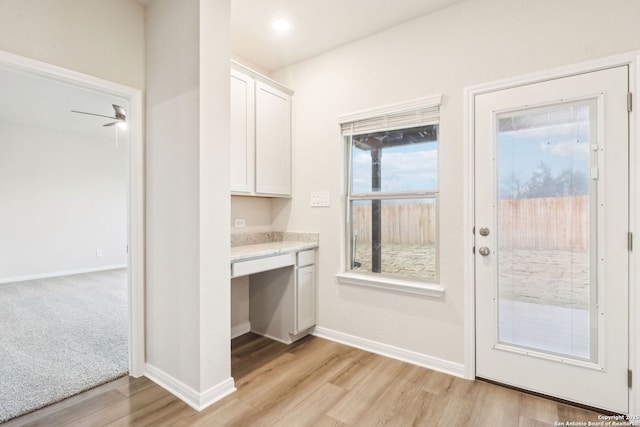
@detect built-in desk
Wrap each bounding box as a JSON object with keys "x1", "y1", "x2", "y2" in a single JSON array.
[
  {"x1": 231, "y1": 240, "x2": 318, "y2": 276},
  {"x1": 231, "y1": 233, "x2": 318, "y2": 344}
]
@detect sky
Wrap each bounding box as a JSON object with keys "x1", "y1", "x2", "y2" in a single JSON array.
[
  {"x1": 350, "y1": 102, "x2": 592, "y2": 198},
  {"x1": 497, "y1": 115, "x2": 591, "y2": 197},
  {"x1": 351, "y1": 141, "x2": 438, "y2": 194}
]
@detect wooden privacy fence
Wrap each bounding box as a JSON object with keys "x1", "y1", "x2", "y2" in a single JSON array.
[
  {"x1": 352, "y1": 196, "x2": 589, "y2": 250},
  {"x1": 352, "y1": 203, "x2": 437, "y2": 245},
  {"x1": 498, "y1": 196, "x2": 589, "y2": 250}
]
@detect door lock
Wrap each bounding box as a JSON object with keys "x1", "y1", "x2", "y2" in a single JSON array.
[
  {"x1": 478, "y1": 247, "x2": 491, "y2": 256},
  {"x1": 479, "y1": 227, "x2": 490, "y2": 237}
]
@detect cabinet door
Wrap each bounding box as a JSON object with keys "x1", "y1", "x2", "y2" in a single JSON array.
[
  {"x1": 230, "y1": 70, "x2": 255, "y2": 193},
  {"x1": 296, "y1": 264, "x2": 316, "y2": 333},
  {"x1": 255, "y1": 81, "x2": 291, "y2": 196}
]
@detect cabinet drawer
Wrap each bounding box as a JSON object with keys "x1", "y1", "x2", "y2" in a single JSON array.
[
  {"x1": 232, "y1": 253, "x2": 295, "y2": 277},
  {"x1": 297, "y1": 250, "x2": 316, "y2": 267}
]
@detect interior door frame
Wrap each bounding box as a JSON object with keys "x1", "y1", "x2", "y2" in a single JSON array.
[
  {"x1": 0, "y1": 50, "x2": 146, "y2": 377},
  {"x1": 464, "y1": 51, "x2": 640, "y2": 413}
]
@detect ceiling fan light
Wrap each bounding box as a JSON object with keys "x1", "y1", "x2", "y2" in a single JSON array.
[{"x1": 113, "y1": 104, "x2": 127, "y2": 119}]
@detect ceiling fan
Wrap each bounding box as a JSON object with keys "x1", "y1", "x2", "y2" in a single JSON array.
[{"x1": 71, "y1": 104, "x2": 126, "y2": 127}]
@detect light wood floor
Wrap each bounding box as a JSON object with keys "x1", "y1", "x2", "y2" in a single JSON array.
[{"x1": 6, "y1": 333, "x2": 604, "y2": 426}]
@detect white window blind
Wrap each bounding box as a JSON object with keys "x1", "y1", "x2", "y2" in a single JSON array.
[{"x1": 339, "y1": 94, "x2": 441, "y2": 136}]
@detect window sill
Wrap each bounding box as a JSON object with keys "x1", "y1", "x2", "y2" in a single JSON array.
[{"x1": 335, "y1": 272, "x2": 445, "y2": 298}]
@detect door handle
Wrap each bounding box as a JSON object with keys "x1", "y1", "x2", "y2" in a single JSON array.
[{"x1": 478, "y1": 247, "x2": 491, "y2": 256}]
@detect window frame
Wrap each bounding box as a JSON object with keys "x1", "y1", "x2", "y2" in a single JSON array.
[{"x1": 336, "y1": 95, "x2": 445, "y2": 297}]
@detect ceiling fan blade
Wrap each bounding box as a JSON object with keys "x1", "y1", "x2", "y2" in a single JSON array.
[{"x1": 71, "y1": 110, "x2": 117, "y2": 120}]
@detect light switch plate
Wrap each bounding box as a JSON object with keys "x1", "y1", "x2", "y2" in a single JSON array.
[{"x1": 311, "y1": 191, "x2": 330, "y2": 207}]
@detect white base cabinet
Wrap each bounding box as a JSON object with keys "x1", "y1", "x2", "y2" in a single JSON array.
[
  {"x1": 295, "y1": 265, "x2": 316, "y2": 333},
  {"x1": 230, "y1": 62, "x2": 293, "y2": 197},
  {"x1": 295, "y1": 251, "x2": 316, "y2": 334},
  {"x1": 248, "y1": 249, "x2": 317, "y2": 344}
]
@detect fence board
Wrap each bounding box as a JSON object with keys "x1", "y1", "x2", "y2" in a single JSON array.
[
  {"x1": 498, "y1": 196, "x2": 589, "y2": 250},
  {"x1": 352, "y1": 203, "x2": 436, "y2": 245},
  {"x1": 352, "y1": 196, "x2": 589, "y2": 250}
]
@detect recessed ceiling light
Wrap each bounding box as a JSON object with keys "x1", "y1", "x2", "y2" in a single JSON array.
[{"x1": 272, "y1": 19, "x2": 291, "y2": 32}]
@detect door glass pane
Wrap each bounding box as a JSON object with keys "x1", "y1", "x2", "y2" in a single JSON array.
[{"x1": 496, "y1": 101, "x2": 597, "y2": 362}]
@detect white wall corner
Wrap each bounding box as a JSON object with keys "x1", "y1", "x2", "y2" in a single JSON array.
[
  {"x1": 231, "y1": 322, "x2": 251, "y2": 339},
  {"x1": 313, "y1": 327, "x2": 465, "y2": 378},
  {"x1": 198, "y1": 377, "x2": 237, "y2": 411},
  {"x1": 144, "y1": 364, "x2": 236, "y2": 411}
]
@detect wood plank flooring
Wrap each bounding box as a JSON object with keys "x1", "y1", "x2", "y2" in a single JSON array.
[{"x1": 5, "y1": 333, "x2": 605, "y2": 426}]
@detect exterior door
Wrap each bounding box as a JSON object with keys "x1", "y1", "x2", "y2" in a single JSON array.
[{"x1": 474, "y1": 66, "x2": 629, "y2": 412}]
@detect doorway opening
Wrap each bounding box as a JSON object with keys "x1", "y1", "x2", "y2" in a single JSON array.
[{"x1": 0, "y1": 51, "x2": 144, "y2": 422}]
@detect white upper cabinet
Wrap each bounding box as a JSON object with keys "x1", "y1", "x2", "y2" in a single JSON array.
[
  {"x1": 255, "y1": 82, "x2": 292, "y2": 196},
  {"x1": 230, "y1": 63, "x2": 293, "y2": 197},
  {"x1": 230, "y1": 70, "x2": 255, "y2": 194}
]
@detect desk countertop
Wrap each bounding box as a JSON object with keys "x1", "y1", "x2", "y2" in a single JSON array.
[{"x1": 231, "y1": 240, "x2": 318, "y2": 263}]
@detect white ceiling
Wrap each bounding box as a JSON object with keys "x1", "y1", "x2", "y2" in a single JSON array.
[
  {"x1": 134, "y1": 0, "x2": 465, "y2": 73},
  {"x1": 0, "y1": 0, "x2": 462, "y2": 136},
  {"x1": 231, "y1": 0, "x2": 465, "y2": 72}
]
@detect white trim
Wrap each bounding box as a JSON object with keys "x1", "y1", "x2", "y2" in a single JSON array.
[
  {"x1": 231, "y1": 59, "x2": 293, "y2": 96},
  {"x1": 463, "y1": 50, "x2": 640, "y2": 410},
  {"x1": 336, "y1": 272, "x2": 445, "y2": 298},
  {"x1": 127, "y1": 84, "x2": 145, "y2": 378},
  {"x1": 145, "y1": 364, "x2": 236, "y2": 411},
  {"x1": 0, "y1": 264, "x2": 128, "y2": 285},
  {"x1": 0, "y1": 49, "x2": 145, "y2": 378},
  {"x1": 313, "y1": 326, "x2": 464, "y2": 378},
  {"x1": 630, "y1": 53, "x2": 640, "y2": 418},
  {"x1": 0, "y1": 51, "x2": 139, "y2": 99},
  {"x1": 350, "y1": 190, "x2": 438, "y2": 199},
  {"x1": 464, "y1": 51, "x2": 640, "y2": 97},
  {"x1": 337, "y1": 93, "x2": 442, "y2": 124},
  {"x1": 463, "y1": 79, "x2": 477, "y2": 381},
  {"x1": 231, "y1": 322, "x2": 251, "y2": 339}
]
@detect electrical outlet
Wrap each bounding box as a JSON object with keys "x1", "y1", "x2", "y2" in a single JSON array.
[
  {"x1": 96, "y1": 249, "x2": 103, "y2": 257},
  {"x1": 234, "y1": 218, "x2": 246, "y2": 228}
]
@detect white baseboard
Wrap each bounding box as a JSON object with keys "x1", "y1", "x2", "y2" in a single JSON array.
[
  {"x1": 231, "y1": 322, "x2": 251, "y2": 339},
  {"x1": 313, "y1": 326, "x2": 465, "y2": 378},
  {"x1": 251, "y1": 331, "x2": 292, "y2": 345},
  {"x1": 0, "y1": 264, "x2": 128, "y2": 284},
  {"x1": 145, "y1": 364, "x2": 236, "y2": 411}
]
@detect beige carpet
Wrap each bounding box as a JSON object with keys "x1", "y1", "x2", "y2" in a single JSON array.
[{"x1": 0, "y1": 268, "x2": 128, "y2": 422}]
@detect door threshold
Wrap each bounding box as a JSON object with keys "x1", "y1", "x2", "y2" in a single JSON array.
[{"x1": 476, "y1": 377, "x2": 624, "y2": 417}]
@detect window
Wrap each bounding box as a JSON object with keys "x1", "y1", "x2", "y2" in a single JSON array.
[{"x1": 339, "y1": 95, "x2": 442, "y2": 292}]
